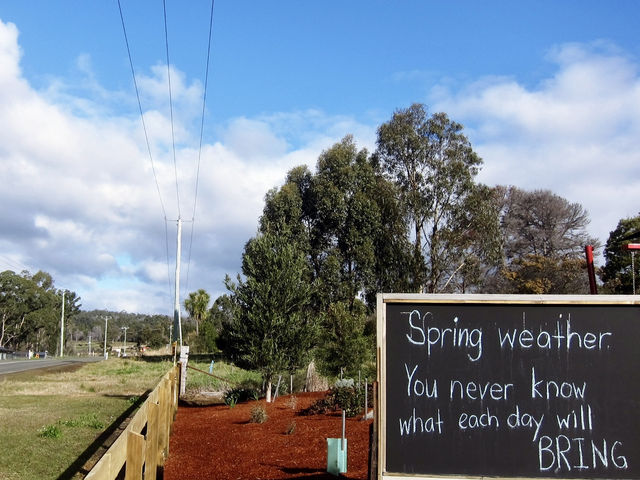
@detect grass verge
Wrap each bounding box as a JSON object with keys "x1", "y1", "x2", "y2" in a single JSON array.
[
  {"x1": 183, "y1": 361, "x2": 310, "y2": 402},
  {"x1": 0, "y1": 358, "x2": 172, "y2": 480},
  {"x1": 184, "y1": 360, "x2": 262, "y2": 393}
]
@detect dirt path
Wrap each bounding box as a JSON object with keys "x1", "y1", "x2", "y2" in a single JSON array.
[{"x1": 164, "y1": 392, "x2": 372, "y2": 480}]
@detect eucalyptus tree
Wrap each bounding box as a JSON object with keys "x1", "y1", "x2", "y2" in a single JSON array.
[
  {"x1": 260, "y1": 136, "x2": 410, "y2": 310},
  {"x1": 255, "y1": 137, "x2": 409, "y2": 377},
  {"x1": 310, "y1": 136, "x2": 380, "y2": 309},
  {"x1": 0, "y1": 270, "x2": 78, "y2": 352},
  {"x1": 376, "y1": 104, "x2": 498, "y2": 293},
  {"x1": 260, "y1": 165, "x2": 315, "y2": 247},
  {"x1": 1, "y1": 270, "x2": 36, "y2": 349},
  {"x1": 366, "y1": 171, "x2": 413, "y2": 303}
]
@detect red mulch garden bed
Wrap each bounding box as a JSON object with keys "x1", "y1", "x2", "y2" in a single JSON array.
[{"x1": 164, "y1": 392, "x2": 372, "y2": 480}]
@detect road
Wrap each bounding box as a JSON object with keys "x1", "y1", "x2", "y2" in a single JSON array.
[{"x1": 0, "y1": 357, "x2": 103, "y2": 376}]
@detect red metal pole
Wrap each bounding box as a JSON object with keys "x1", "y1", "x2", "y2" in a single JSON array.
[{"x1": 585, "y1": 245, "x2": 598, "y2": 294}]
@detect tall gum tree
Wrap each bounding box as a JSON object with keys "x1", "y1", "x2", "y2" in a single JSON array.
[
  {"x1": 0, "y1": 270, "x2": 80, "y2": 352},
  {"x1": 260, "y1": 136, "x2": 410, "y2": 311},
  {"x1": 256, "y1": 137, "x2": 410, "y2": 376},
  {"x1": 376, "y1": 104, "x2": 497, "y2": 293}
]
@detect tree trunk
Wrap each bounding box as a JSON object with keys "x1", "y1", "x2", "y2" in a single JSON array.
[
  {"x1": 0, "y1": 313, "x2": 6, "y2": 347},
  {"x1": 266, "y1": 380, "x2": 272, "y2": 403}
]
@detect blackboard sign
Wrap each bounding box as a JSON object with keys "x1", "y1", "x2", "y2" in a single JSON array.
[{"x1": 377, "y1": 294, "x2": 640, "y2": 479}]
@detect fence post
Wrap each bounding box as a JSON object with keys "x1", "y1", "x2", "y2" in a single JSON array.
[
  {"x1": 85, "y1": 452, "x2": 111, "y2": 480},
  {"x1": 163, "y1": 376, "x2": 172, "y2": 458},
  {"x1": 125, "y1": 431, "x2": 145, "y2": 480},
  {"x1": 144, "y1": 401, "x2": 159, "y2": 480},
  {"x1": 172, "y1": 365, "x2": 179, "y2": 416},
  {"x1": 157, "y1": 378, "x2": 168, "y2": 466}
]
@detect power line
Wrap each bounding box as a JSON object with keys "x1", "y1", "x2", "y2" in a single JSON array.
[
  {"x1": 194, "y1": 0, "x2": 216, "y2": 222},
  {"x1": 185, "y1": 0, "x2": 216, "y2": 293},
  {"x1": 118, "y1": 0, "x2": 216, "y2": 305},
  {"x1": 118, "y1": 0, "x2": 173, "y2": 307},
  {"x1": 0, "y1": 255, "x2": 30, "y2": 273},
  {"x1": 163, "y1": 0, "x2": 181, "y2": 219},
  {"x1": 117, "y1": 0, "x2": 168, "y2": 222}
]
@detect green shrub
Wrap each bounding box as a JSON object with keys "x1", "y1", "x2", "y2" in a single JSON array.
[
  {"x1": 38, "y1": 424, "x2": 62, "y2": 439},
  {"x1": 223, "y1": 385, "x2": 260, "y2": 407},
  {"x1": 223, "y1": 389, "x2": 238, "y2": 408},
  {"x1": 299, "y1": 380, "x2": 373, "y2": 417},
  {"x1": 81, "y1": 413, "x2": 105, "y2": 429},
  {"x1": 58, "y1": 413, "x2": 105, "y2": 430},
  {"x1": 329, "y1": 386, "x2": 362, "y2": 417},
  {"x1": 249, "y1": 405, "x2": 268, "y2": 424}
]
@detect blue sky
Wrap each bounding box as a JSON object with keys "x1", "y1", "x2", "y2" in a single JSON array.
[{"x1": 0, "y1": 1, "x2": 639, "y2": 313}]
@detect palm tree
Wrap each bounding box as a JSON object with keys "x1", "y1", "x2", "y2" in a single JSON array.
[{"x1": 184, "y1": 289, "x2": 211, "y2": 336}]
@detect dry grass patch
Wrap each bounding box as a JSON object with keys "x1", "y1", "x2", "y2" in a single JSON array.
[{"x1": 0, "y1": 358, "x2": 173, "y2": 480}]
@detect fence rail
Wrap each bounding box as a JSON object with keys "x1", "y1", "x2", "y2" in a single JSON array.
[{"x1": 85, "y1": 364, "x2": 180, "y2": 480}]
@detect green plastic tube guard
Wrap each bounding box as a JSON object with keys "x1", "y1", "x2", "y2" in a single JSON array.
[{"x1": 326, "y1": 437, "x2": 347, "y2": 475}]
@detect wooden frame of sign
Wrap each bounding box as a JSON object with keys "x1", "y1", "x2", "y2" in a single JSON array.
[{"x1": 376, "y1": 293, "x2": 640, "y2": 480}]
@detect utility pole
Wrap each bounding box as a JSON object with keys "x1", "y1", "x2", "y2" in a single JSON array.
[
  {"x1": 172, "y1": 217, "x2": 183, "y2": 347},
  {"x1": 121, "y1": 326, "x2": 129, "y2": 356},
  {"x1": 103, "y1": 316, "x2": 109, "y2": 360},
  {"x1": 59, "y1": 291, "x2": 65, "y2": 357}
]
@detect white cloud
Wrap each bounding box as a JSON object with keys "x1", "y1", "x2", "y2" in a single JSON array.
[
  {"x1": 431, "y1": 42, "x2": 640, "y2": 248},
  {"x1": 0, "y1": 20, "x2": 21, "y2": 83},
  {"x1": 220, "y1": 117, "x2": 289, "y2": 161},
  {"x1": 0, "y1": 18, "x2": 372, "y2": 313}
]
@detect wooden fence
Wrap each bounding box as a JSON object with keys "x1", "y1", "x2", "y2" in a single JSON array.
[{"x1": 85, "y1": 364, "x2": 180, "y2": 480}]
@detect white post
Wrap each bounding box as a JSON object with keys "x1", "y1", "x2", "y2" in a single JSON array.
[
  {"x1": 121, "y1": 326, "x2": 128, "y2": 356},
  {"x1": 364, "y1": 378, "x2": 368, "y2": 418},
  {"x1": 179, "y1": 345, "x2": 189, "y2": 396},
  {"x1": 88, "y1": 335, "x2": 91, "y2": 356},
  {"x1": 59, "y1": 291, "x2": 65, "y2": 357},
  {"x1": 103, "y1": 316, "x2": 108, "y2": 360},
  {"x1": 173, "y1": 217, "x2": 183, "y2": 347}
]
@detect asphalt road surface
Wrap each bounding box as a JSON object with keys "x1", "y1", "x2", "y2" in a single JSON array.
[{"x1": 0, "y1": 357, "x2": 102, "y2": 377}]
